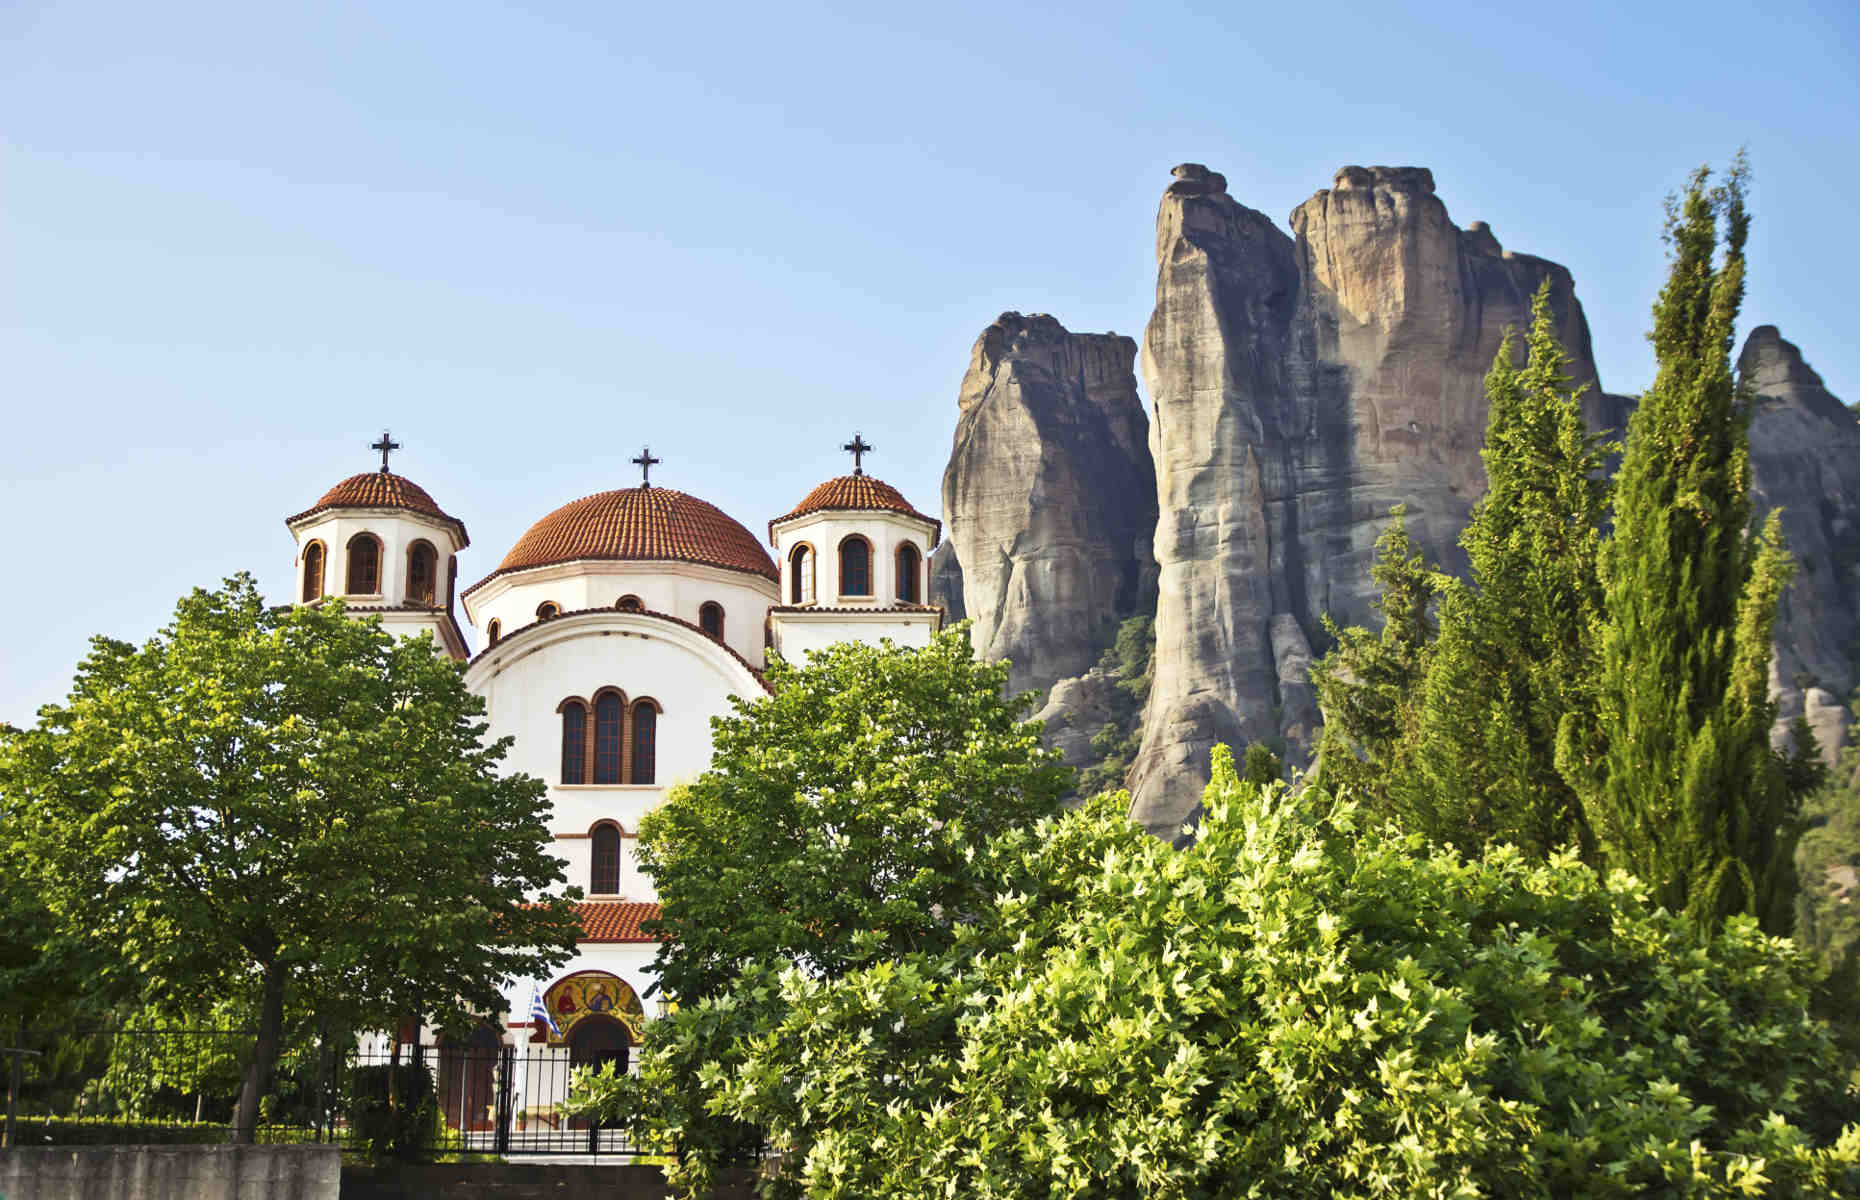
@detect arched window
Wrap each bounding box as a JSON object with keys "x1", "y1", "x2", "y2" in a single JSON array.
[
  {"x1": 486, "y1": 619, "x2": 501, "y2": 646},
  {"x1": 895, "y1": 542, "x2": 921, "y2": 604},
  {"x1": 630, "y1": 702, "x2": 658, "y2": 785},
  {"x1": 616, "y1": 595, "x2": 643, "y2": 612},
  {"x1": 301, "y1": 542, "x2": 325, "y2": 603},
  {"x1": 407, "y1": 541, "x2": 437, "y2": 605},
  {"x1": 346, "y1": 533, "x2": 381, "y2": 595},
  {"x1": 839, "y1": 536, "x2": 872, "y2": 597},
  {"x1": 699, "y1": 602, "x2": 725, "y2": 640},
  {"x1": 593, "y1": 692, "x2": 624, "y2": 785},
  {"x1": 788, "y1": 544, "x2": 814, "y2": 604},
  {"x1": 537, "y1": 601, "x2": 560, "y2": 620},
  {"x1": 590, "y1": 824, "x2": 621, "y2": 894},
  {"x1": 560, "y1": 700, "x2": 588, "y2": 785}
]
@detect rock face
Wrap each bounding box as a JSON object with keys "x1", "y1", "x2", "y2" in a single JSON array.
[
  {"x1": 1742, "y1": 325, "x2": 1860, "y2": 764},
  {"x1": 939, "y1": 312, "x2": 1157, "y2": 697},
  {"x1": 1128, "y1": 163, "x2": 1613, "y2": 837}
]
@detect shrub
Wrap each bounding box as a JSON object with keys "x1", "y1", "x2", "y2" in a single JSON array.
[{"x1": 344, "y1": 1062, "x2": 438, "y2": 1161}]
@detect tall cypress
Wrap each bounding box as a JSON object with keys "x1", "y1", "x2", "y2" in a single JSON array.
[
  {"x1": 1566, "y1": 157, "x2": 1799, "y2": 933},
  {"x1": 1398, "y1": 280, "x2": 1610, "y2": 858}
]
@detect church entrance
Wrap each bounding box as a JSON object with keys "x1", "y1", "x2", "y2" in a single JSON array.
[
  {"x1": 566, "y1": 1014, "x2": 630, "y2": 1132},
  {"x1": 437, "y1": 1025, "x2": 503, "y2": 1132}
]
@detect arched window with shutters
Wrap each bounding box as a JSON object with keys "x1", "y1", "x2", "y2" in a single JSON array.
[
  {"x1": 407, "y1": 541, "x2": 438, "y2": 605},
  {"x1": 559, "y1": 699, "x2": 588, "y2": 785},
  {"x1": 486, "y1": 619, "x2": 501, "y2": 646},
  {"x1": 301, "y1": 542, "x2": 326, "y2": 603},
  {"x1": 590, "y1": 824, "x2": 621, "y2": 894},
  {"x1": 788, "y1": 543, "x2": 814, "y2": 604},
  {"x1": 895, "y1": 542, "x2": 921, "y2": 604},
  {"x1": 630, "y1": 701, "x2": 658, "y2": 785},
  {"x1": 346, "y1": 533, "x2": 381, "y2": 595},
  {"x1": 699, "y1": 602, "x2": 725, "y2": 640},
  {"x1": 593, "y1": 691, "x2": 625, "y2": 785},
  {"x1": 838, "y1": 536, "x2": 872, "y2": 597}
]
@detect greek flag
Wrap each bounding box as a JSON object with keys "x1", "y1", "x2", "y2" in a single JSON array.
[{"x1": 529, "y1": 984, "x2": 561, "y2": 1037}]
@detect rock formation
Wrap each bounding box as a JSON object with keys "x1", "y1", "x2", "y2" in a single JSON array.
[
  {"x1": 939, "y1": 312, "x2": 1156, "y2": 698},
  {"x1": 1742, "y1": 325, "x2": 1860, "y2": 764},
  {"x1": 1123, "y1": 163, "x2": 1618, "y2": 835}
]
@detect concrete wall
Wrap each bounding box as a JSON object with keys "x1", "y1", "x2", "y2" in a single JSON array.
[
  {"x1": 0, "y1": 1145, "x2": 339, "y2": 1200},
  {"x1": 340, "y1": 1162, "x2": 757, "y2": 1200}
]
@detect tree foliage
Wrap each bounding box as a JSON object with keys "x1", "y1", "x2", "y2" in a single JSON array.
[
  {"x1": 709, "y1": 754, "x2": 1860, "y2": 1198},
  {"x1": 1568, "y1": 156, "x2": 1802, "y2": 934},
  {"x1": 1, "y1": 576, "x2": 580, "y2": 1141}
]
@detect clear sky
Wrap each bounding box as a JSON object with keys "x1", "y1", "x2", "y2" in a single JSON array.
[{"x1": 5, "y1": 0, "x2": 1856, "y2": 725}]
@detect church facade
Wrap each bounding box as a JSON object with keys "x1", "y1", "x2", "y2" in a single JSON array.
[{"x1": 284, "y1": 436, "x2": 941, "y2": 1077}]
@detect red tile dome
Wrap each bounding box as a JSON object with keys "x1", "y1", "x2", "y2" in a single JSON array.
[
  {"x1": 286, "y1": 471, "x2": 468, "y2": 547},
  {"x1": 770, "y1": 474, "x2": 939, "y2": 541},
  {"x1": 469, "y1": 486, "x2": 777, "y2": 595}
]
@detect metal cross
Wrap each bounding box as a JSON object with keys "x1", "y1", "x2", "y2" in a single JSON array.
[
  {"x1": 632, "y1": 446, "x2": 662, "y2": 487},
  {"x1": 371, "y1": 430, "x2": 401, "y2": 473},
  {"x1": 842, "y1": 432, "x2": 873, "y2": 475}
]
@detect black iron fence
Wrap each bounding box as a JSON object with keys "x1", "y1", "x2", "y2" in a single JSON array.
[{"x1": 1, "y1": 1025, "x2": 661, "y2": 1158}]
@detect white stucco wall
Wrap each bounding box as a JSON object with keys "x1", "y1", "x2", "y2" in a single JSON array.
[
  {"x1": 289, "y1": 508, "x2": 464, "y2": 608},
  {"x1": 770, "y1": 510, "x2": 938, "y2": 608},
  {"x1": 463, "y1": 561, "x2": 777, "y2": 668},
  {"x1": 769, "y1": 611, "x2": 941, "y2": 662}
]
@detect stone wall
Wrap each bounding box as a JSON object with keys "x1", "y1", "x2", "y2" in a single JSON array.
[
  {"x1": 0, "y1": 1145, "x2": 338, "y2": 1200},
  {"x1": 340, "y1": 1162, "x2": 758, "y2": 1199}
]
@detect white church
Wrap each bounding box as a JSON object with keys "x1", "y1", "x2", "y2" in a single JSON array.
[{"x1": 283, "y1": 433, "x2": 942, "y2": 1097}]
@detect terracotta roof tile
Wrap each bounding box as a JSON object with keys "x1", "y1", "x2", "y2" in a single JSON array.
[
  {"x1": 287, "y1": 472, "x2": 469, "y2": 547},
  {"x1": 575, "y1": 900, "x2": 661, "y2": 942},
  {"x1": 769, "y1": 474, "x2": 940, "y2": 542},
  {"x1": 466, "y1": 487, "x2": 777, "y2": 597}
]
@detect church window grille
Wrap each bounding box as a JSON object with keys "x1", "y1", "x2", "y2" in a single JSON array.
[
  {"x1": 630, "y1": 702, "x2": 658, "y2": 785},
  {"x1": 346, "y1": 534, "x2": 381, "y2": 595},
  {"x1": 407, "y1": 541, "x2": 437, "y2": 605},
  {"x1": 301, "y1": 542, "x2": 325, "y2": 603},
  {"x1": 699, "y1": 602, "x2": 725, "y2": 640},
  {"x1": 896, "y1": 542, "x2": 921, "y2": 604},
  {"x1": 590, "y1": 825, "x2": 621, "y2": 894},
  {"x1": 789, "y1": 544, "x2": 814, "y2": 604},
  {"x1": 839, "y1": 536, "x2": 872, "y2": 597},
  {"x1": 537, "y1": 601, "x2": 560, "y2": 619},
  {"x1": 486, "y1": 619, "x2": 501, "y2": 646},
  {"x1": 593, "y1": 693, "x2": 624, "y2": 785},
  {"x1": 560, "y1": 701, "x2": 588, "y2": 785}
]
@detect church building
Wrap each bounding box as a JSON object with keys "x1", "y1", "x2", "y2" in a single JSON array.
[{"x1": 284, "y1": 433, "x2": 942, "y2": 1080}]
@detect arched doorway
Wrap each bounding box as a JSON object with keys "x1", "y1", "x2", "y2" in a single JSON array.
[{"x1": 566, "y1": 1015, "x2": 630, "y2": 1132}]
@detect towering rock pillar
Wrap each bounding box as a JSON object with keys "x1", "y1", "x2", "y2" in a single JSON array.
[
  {"x1": 940, "y1": 312, "x2": 1156, "y2": 697},
  {"x1": 1126, "y1": 165, "x2": 1301, "y2": 836}
]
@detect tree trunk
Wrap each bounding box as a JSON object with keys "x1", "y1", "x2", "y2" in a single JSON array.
[{"x1": 231, "y1": 963, "x2": 286, "y2": 1144}]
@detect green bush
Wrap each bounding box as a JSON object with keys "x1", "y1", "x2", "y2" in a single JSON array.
[
  {"x1": 344, "y1": 1062, "x2": 438, "y2": 1161},
  {"x1": 7, "y1": 1116, "x2": 318, "y2": 1146},
  {"x1": 712, "y1": 748, "x2": 1860, "y2": 1198}
]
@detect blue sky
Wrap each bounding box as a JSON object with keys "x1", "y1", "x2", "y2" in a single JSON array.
[{"x1": 4, "y1": 0, "x2": 1856, "y2": 725}]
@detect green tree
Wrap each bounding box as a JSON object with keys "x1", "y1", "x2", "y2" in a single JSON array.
[
  {"x1": 1566, "y1": 157, "x2": 1801, "y2": 934},
  {"x1": 1397, "y1": 280, "x2": 1611, "y2": 858},
  {"x1": 1310, "y1": 505, "x2": 1436, "y2": 809},
  {"x1": 1, "y1": 576, "x2": 580, "y2": 1142},
  {"x1": 711, "y1": 753, "x2": 1860, "y2": 1199},
  {"x1": 618, "y1": 624, "x2": 1070, "y2": 1183}
]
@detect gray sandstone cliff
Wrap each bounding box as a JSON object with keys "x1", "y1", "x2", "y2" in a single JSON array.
[
  {"x1": 1128, "y1": 163, "x2": 1613, "y2": 837},
  {"x1": 1742, "y1": 326, "x2": 1860, "y2": 764},
  {"x1": 939, "y1": 312, "x2": 1157, "y2": 698}
]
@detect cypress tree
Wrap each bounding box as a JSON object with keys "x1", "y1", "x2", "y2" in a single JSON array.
[
  {"x1": 1397, "y1": 280, "x2": 1610, "y2": 858},
  {"x1": 1566, "y1": 156, "x2": 1799, "y2": 933}
]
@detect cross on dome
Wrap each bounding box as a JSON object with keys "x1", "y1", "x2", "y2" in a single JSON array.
[
  {"x1": 631, "y1": 446, "x2": 662, "y2": 488},
  {"x1": 842, "y1": 432, "x2": 874, "y2": 476},
  {"x1": 371, "y1": 430, "x2": 401, "y2": 473}
]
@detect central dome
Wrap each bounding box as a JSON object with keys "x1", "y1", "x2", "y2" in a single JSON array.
[{"x1": 475, "y1": 486, "x2": 777, "y2": 591}]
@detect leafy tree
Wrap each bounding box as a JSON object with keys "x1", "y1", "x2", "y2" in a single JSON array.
[
  {"x1": 1, "y1": 576, "x2": 580, "y2": 1142},
  {"x1": 618, "y1": 624, "x2": 1071, "y2": 1183},
  {"x1": 1566, "y1": 157, "x2": 1802, "y2": 933},
  {"x1": 1310, "y1": 504, "x2": 1436, "y2": 809},
  {"x1": 1396, "y1": 280, "x2": 1611, "y2": 858},
  {"x1": 710, "y1": 752, "x2": 1860, "y2": 1198},
  {"x1": 1075, "y1": 614, "x2": 1154, "y2": 798}
]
